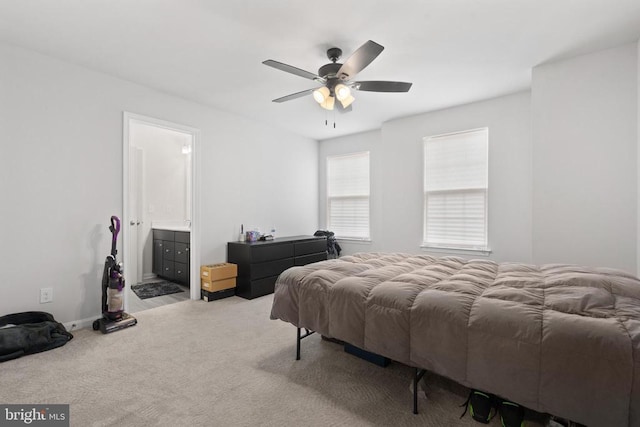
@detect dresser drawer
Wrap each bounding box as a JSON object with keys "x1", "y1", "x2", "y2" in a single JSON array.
[
  {"x1": 162, "y1": 261, "x2": 175, "y2": 279},
  {"x1": 175, "y1": 231, "x2": 190, "y2": 243},
  {"x1": 251, "y1": 243, "x2": 294, "y2": 263},
  {"x1": 154, "y1": 229, "x2": 174, "y2": 241},
  {"x1": 175, "y1": 243, "x2": 189, "y2": 264},
  {"x1": 174, "y1": 262, "x2": 189, "y2": 285},
  {"x1": 294, "y1": 239, "x2": 326, "y2": 256},
  {"x1": 294, "y1": 252, "x2": 327, "y2": 266},
  {"x1": 250, "y1": 276, "x2": 279, "y2": 298},
  {"x1": 250, "y1": 258, "x2": 294, "y2": 280},
  {"x1": 162, "y1": 241, "x2": 175, "y2": 261}
]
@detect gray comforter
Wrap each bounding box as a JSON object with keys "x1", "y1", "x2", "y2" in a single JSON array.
[{"x1": 270, "y1": 253, "x2": 640, "y2": 427}]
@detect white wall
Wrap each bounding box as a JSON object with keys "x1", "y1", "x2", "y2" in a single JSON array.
[
  {"x1": 637, "y1": 41, "x2": 640, "y2": 277},
  {"x1": 0, "y1": 43, "x2": 318, "y2": 324},
  {"x1": 133, "y1": 123, "x2": 190, "y2": 223},
  {"x1": 320, "y1": 42, "x2": 639, "y2": 274},
  {"x1": 531, "y1": 43, "x2": 638, "y2": 273},
  {"x1": 320, "y1": 92, "x2": 533, "y2": 263}
]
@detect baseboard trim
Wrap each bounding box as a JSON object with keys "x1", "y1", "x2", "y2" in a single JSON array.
[{"x1": 63, "y1": 316, "x2": 97, "y2": 332}]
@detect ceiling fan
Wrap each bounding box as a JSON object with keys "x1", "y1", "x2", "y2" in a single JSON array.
[{"x1": 263, "y1": 40, "x2": 412, "y2": 111}]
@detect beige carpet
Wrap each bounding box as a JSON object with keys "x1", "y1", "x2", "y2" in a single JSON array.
[{"x1": 0, "y1": 295, "x2": 547, "y2": 426}]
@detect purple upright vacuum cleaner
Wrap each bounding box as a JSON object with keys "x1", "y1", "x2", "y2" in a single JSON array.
[{"x1": 93, "y1": 216, "x2": 137, "y2": 333}]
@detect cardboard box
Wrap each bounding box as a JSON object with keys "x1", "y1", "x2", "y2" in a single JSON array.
[
  {"x1": 201, "y1": 277, "x2": 236, "y2": 292},
  {"x1": 201, "y1": 288, "x2": 235, "y2": 302},
  {"x1": 200, "y1": 263, "x2": 237, "y2": 281}
]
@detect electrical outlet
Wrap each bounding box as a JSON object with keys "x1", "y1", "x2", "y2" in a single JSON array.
[{"x1": 40, "y1": 287, "x2": 53, "y2": 304}]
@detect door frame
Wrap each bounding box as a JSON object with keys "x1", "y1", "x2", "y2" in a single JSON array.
[
  {"x1": 129, "y1": 145, "x2": 145, "y2": 284},
  {"x1": 122, "y1": 112, "x2": 201, "y2": 307}
]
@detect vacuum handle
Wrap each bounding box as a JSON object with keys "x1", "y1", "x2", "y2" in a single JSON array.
[
  {"x1": 109, "y1": 216, "x2": 120, "y2": 257},
  {"x1": 110, "y1": 216, "x2": 121, "y2": 234}
]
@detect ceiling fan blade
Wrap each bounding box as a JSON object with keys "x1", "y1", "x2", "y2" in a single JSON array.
[
  {"x1": 353, "y1": 81, "x2": 413, "y2": 92},
  {"x1": 337, "y1": 40, "x2": 384, "y2": 80},
  {"x1": 263, "y1": 60, "x2": 321, "y2": 81},
  {"x1": 272, "y1": 88, "x2": 315, "y2": 103}
]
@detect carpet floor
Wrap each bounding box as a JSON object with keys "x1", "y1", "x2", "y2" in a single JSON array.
[{"x1": 0, "y1": 295, "x2": 547, "y2": 426}]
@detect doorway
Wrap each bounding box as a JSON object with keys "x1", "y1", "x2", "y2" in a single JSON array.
[{"x1": 122, "y1": 112, "x2": 200, "y2": 312}]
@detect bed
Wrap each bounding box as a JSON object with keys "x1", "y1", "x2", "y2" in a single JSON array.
[{"x1": 270, "y1": 252, "x2": 640, "y2": 427}]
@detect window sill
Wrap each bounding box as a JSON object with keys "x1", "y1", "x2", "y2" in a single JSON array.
[
  {"x1": 336, "y1": 238, "x2": 372, "y2": 245},
  {"x1": 420, "y1": 245, "x2": 492, "y2": 257}
]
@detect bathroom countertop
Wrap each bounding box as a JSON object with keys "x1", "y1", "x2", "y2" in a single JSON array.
[{"x1": 151, "y1": 222, "x2": 191, "y2": 232}]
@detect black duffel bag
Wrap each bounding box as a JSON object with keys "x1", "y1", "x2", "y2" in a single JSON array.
[
  {"x1": 314, "y1": 230, "x2": 342, "y2": 257},
  {"x1": 0, "y1": 311, "x2": 73, "y2": 362}
]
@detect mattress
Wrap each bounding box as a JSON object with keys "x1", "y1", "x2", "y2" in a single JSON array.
[{"x1": 270, "y1": 252, "x2": 640, "y2": 427}]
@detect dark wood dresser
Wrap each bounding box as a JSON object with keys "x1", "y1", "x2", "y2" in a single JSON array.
[{"x1": 227, "y1": 235, "x2": 327, "y2": 299}]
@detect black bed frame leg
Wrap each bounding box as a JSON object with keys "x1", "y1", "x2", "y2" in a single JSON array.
[
  {"x1": 413, "y1": 368, "x2": 427, "y2": 414},
  {"x1": 295, "y1": 327, "x2": 315, "y2": 360}
]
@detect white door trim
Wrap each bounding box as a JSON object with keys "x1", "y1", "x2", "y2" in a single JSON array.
[{"x1": 122, "y1": 112, "x2": 202, "y2": 307}]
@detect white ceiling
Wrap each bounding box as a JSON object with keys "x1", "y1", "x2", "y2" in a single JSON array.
[{"x1": 2, "y1": 1, "x2": 640, "y2": 141}]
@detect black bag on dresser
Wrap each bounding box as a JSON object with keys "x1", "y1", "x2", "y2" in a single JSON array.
[
  {"x1": 0, "y1": 311, "x2": 73, "y2": 362},
  {"x1": 314, "y1": 230, "x2": 342, "y2": 257}
]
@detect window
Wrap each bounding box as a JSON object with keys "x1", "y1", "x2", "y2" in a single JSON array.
[
  {"x1": 423, "y1": 128, "x2": 488, "y2": 251},
  {"x1": 327, "y1": 151, "x2": 370, "y2": 240}
]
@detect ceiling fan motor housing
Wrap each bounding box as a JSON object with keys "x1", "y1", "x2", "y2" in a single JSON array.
[{"x1": 318, "y1": 62, "x2": 342, "y2": 80}]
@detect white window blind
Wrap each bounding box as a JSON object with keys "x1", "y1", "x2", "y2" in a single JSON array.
[
  {"x1": 327, "y1": 151, "x2": 370, "y2": 240},
  {"x1": 423, "y1": 128, "x2": 488, "y2": 251}
]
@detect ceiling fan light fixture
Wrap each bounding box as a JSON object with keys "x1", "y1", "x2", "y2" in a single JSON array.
[
  {"x1": 335, "y1": 84, "x2": 351, "y2": 101},
  {"x1": 313, "y1": 86, "x2": 330, "y2": 103},
  {"x1": 340, "y1": 95, "x2": 355, "y2": 108},
  {"x1": 320, "y1": 96, "x2": 335, "y2": 110}
]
